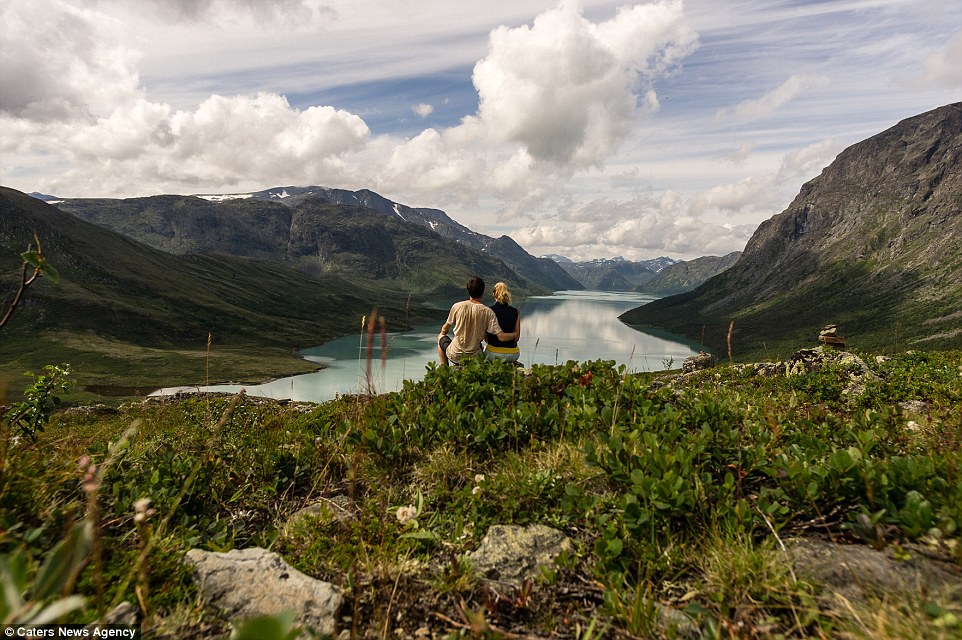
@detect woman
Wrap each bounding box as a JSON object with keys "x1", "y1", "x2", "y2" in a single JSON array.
[{"x1": 484, "y1": 282, "x2": 521, "y2": 363}]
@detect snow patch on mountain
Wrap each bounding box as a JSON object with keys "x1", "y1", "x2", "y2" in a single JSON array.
[{"x1": 197, "y1": 193, "x2": 253, "y2": 202}]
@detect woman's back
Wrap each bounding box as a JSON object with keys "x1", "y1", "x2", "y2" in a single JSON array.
[{"x1": 487, "y1": 302, "x2": 519, "y2": 348}]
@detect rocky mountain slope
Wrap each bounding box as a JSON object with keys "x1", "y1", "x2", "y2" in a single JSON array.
[
  {"x1": 622, "y1": 102, "x2": 962, "y2": 357},
  {"x1": 53, "y1": 194, "x2": 547, "y2": 297},
  {"x1": 199, "y1": 186, "x2": 582, "y2": 292},
  {"x1": 636, "y1": 251, "x2": 740, "y2": 295}
]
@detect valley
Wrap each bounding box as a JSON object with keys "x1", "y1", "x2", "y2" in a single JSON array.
[{"x1": 2, "y1": 101, "x2": 962, "y2": 640}]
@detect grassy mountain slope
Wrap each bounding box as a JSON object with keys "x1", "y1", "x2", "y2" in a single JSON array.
[
  {"x1": 622, "y1": 103, "x2": 962, "y2": 359},
  {"x1": 1, "y1": 187, "x2": 438, "y2": 395},
  {"x1": 636, "y1": 251, "x2": 741, "y2": 295},
  {"x1": 55, "y1": 193, "x2": 558, "y2": 296},
  {"x1": 50, "y1": 195, "x2": 292, "y2": 260}
]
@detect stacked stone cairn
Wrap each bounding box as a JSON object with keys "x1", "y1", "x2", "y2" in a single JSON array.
[{"x1": 818, "y1": 324, "x2": 845, "y2": 349}]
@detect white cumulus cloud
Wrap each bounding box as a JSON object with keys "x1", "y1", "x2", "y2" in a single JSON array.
[
  {"x1": 0, "y1": 1, "x2": 140, "y2": 122},
  {"x1": 513, "y1": 194, "x2": 755, "y2": 261},
  {"x1": 469, "y1": 0, "x2": 697, "y2": 167},
  {"x1": 1, "y1": 0, "x2": 699, "y2": 202}
]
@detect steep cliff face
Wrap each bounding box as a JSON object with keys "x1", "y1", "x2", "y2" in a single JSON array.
[{"x1": 622, "y1": 103, "x2": 962, "y2": 356}]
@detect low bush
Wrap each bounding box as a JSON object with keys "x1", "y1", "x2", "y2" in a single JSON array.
[{"x1": 0, "y1": 350, "x2": 959, "y2": 637}]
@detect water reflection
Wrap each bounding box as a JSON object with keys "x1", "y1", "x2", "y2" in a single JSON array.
[{"x1": 153, "y1": 291, "x2": 702, "y2": 403}]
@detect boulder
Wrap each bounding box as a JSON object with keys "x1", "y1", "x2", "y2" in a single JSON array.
[
  {"x1": 468, "y1": 524, "x2": 573, "y2": 587},
  {"x1": 788, "y1": 538, "x2": 961, "y2": 604},
  {"x1": 185, "y1": 547, "x2": 342, "y2": 635},
  {"x1": 682, "y1": 351, "x2": 715, "y2": 374}
]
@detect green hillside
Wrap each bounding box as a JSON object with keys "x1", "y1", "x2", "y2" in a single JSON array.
[
  {"x1": 1, "y1": 187, "x2": 440, "y2": 398},
  {"x1": 622, "y1": 103, "x2": 962, "y2": 359},
  {"x1": 636, "y1": 251, "x2": 741, "y2": 296}
]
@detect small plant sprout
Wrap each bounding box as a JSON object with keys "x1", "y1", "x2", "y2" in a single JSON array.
[{"x1": 3, "y1": 364, "x2": 73, "y2": 442}]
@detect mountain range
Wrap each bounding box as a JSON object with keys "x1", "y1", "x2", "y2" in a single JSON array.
[
  {"x1": 545, "y1": 253, "x2": 739, "y2": 295},
  {"x1": 9, "y1": 100, "x2": 962, "y2": 386},
  {"x1": 549, "y1": 255, "x2": 665, "y2": 290},
  {"x1": 52, "y1": 186, "x2": 582, "y2": 294},
  {"x1": 622, "y1": 102, "x2": 962, "y2": 357},
  {"x1": 46, "y1": 185, "x2": 734, "y2": 296}
]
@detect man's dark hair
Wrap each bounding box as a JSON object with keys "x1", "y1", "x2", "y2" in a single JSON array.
[{"x1": 466, "y1": 276, "x2": 485, "y2": 299}]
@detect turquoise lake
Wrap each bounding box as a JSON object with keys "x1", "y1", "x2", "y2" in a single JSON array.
[{"x1": 154, "y1": 291, "x2": 703, "y2": 403}]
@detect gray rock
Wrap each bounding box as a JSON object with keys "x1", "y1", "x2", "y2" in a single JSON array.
[
  {"x1": 185, "y1": 547, "x2": 342, "y2": 635},
  {"x1": 898, "y1": 399, "x2": 928, "y2": 416},
  {"x1": 657, "y1": 604, "x2": 700, "y2": 638},
  {"x1": 101, "y1": 601, "x2": 138, "y2": 626},
  {"x1": 468, "y1": 524, "x2": 573, "y2": 587},
  {"x1": 682, "y1": 352, "x2": 715, "y2": 374},
  {"x1": 788, "y1": 538, "x2": 961, "y2": 604},
  {"x1": 782, "y1": 347, "x2": 876, "y2": 396}
]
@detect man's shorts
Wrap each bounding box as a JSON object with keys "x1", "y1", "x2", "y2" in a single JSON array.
[{"x1": 438, "y1": 334, "x2": 452, "y2": 355}]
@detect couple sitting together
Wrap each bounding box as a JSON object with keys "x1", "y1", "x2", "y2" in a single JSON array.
[{"x1": 437, "y1": 276, "x2": 521, "y2": 366}]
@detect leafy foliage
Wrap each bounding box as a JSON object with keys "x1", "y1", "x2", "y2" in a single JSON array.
[
  {"x1": 3, "y1": 364, "x2": 72, "y2": 441},
  {"x1": 0, "y1": 350, "x2": 960, "y2": 637}
]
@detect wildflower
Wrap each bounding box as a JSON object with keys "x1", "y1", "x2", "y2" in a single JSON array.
[
  {"x1": 79, "y1": 455, "x2": 98, "y2": 494},
  {"x1": 474, "y1": 474, "x2": 485, "y2": 484},
  {"x1": 907, "y1": 420, "x2": 919, "y2": 431},
  {"x1": 133, "y1": 497, "x2": 155, "y2": 523},
  {"x1": 315, "y1": 436, "x2": 323, "y2": 447},
  {"x1": 472, "y1": 486, "x2": 482, "y2": 496},
  {"x1": 396, "y1": 505, "x2": 417, "y2": 526}
]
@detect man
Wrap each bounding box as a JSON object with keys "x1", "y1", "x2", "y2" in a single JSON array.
[{"x1": 438, "y1": 276, "x2": 518, "y2": 365}]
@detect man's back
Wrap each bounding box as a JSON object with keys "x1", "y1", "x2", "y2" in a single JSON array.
[{"x1": 444, "y1": 300, "x2": 501, "y2": 363}]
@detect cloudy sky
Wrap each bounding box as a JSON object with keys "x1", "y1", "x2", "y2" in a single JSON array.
[{"x1": 2, "y1": 0, "x2": 961, "y2": 260}]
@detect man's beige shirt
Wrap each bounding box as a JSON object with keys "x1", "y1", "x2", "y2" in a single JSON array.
[{"x1": 443, "y1": 300, "x2": 503, "y2": 363}]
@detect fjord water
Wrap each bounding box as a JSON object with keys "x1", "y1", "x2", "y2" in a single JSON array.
[{"x1": 155, "y1": 291, "x2": 703, "y2": 403}]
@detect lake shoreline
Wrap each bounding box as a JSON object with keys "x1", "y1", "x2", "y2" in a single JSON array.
[{"x1": 150, "y1": 291, "x2": 703, "y2": 404}]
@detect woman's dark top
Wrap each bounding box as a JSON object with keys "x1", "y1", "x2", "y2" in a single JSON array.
[{"x1": 486, "y1": 302, "x2": 519, "y2": 348}]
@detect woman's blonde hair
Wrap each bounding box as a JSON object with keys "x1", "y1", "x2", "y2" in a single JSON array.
[{"x1": 493, "y1": 281, "x2": 512, "y2": 304}]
